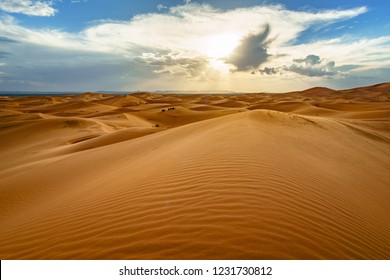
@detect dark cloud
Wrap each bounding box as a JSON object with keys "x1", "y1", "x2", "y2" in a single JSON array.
[
  {"x1": 293, "y1": 54, "x2": 321, "y2": 65},
  {"x1": 335, "y1": 64, "x2": 360, "y2": 72},
  {"x1": 285, "y1": 64, "x2": 337, "y2": 77},
  {"x1": 259, "y1": 67, "x2": 278, "y2": 75},
  {"x1": 0, "y1": 37, "x2": 15, "y2": 73},
  {"x1": 225, "y1": 24, "x2": 271, "y2": 72},
  {"x1": 0, "y1": 36, "x2": 19, "y2": 43},
  {"x1": 256, "y1": 54, "x2": 338, "y2": 77},
  {"x1": 285, "y1": 56, "x2": 337, "y2": 77},
  {"x1": 0, "y1": 51, "x2": 10, "y2": 58}
]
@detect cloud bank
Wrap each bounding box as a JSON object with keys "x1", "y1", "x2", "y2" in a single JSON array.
[
  {"x1": 259, "y1": 55, "x2": 338, "y2": 77},
  {"x1": 0, "y1": 3, "x2": 389, "y2": 91}
]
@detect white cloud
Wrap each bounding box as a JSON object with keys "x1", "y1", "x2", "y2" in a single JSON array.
[
  {"x1": 0, "y1": 15, "x2": 85, "y2": 49},
  {"x1": 0, "y1": 0, "x2": 57, "y2": 16},
  {"x1": 141, "y1": 52, "x2": 224, "y2": 81},
  {"x1": 157, "y1": 4, "x2": 167, "y2": 11}
]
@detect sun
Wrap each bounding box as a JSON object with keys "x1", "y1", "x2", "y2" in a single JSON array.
[
  {"x1": 204, "y1": 33, "x2": 239, "y2": 73},
  {"x1": 205, "y1": 33, "x2": 240, "y2": 59}
]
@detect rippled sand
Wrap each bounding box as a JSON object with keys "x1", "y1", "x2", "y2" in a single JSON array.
[{"x1": 0, "y1": 83, "x2": 389, "y2": 259}]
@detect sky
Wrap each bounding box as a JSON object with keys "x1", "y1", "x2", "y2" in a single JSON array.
[{"x1": 0, "y1": 0, "x2": 389, "y2": 92}]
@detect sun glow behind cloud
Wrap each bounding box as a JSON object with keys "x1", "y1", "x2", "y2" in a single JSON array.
[
  {"x1": 205, "y1": 33, "x2": 241, "y2": 59},
  {"x1": 204, "y1": 33, "x2": 240, "y2": 73}
]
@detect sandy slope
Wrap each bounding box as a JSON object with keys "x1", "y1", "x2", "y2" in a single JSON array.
[{"x1": 0, "y1": 83, "x2": 390, "y2": 259}]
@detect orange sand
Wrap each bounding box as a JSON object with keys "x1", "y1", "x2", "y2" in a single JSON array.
[{"x1": 0, "y1": 83, "x2": 389, "y2": 259}]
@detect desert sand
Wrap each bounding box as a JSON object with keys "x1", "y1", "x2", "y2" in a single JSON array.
[{"x1": 0, "y1": 83, "x2": 389, "y2": 259}]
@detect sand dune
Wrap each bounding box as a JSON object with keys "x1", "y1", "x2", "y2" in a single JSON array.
[{"x1": 0, "y1": 83, "x2": 390, "y2": 259}]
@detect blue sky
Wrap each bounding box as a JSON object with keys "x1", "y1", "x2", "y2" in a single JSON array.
[{"x1": 0, "y1": 0, "x2": 389, "y2": 92}]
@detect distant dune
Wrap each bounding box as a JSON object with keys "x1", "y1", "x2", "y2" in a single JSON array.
[{"x1": 0, "y1": 83, "x2": 389, "y2": 259}]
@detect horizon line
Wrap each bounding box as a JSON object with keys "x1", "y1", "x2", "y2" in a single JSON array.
[{"x1": 0, "y1": 82, "x2": 388, "y2": 96}]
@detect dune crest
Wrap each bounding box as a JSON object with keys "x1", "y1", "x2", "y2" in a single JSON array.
[{"x1": 1, "y1": 83, "x2": 390, "y2": 259}]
